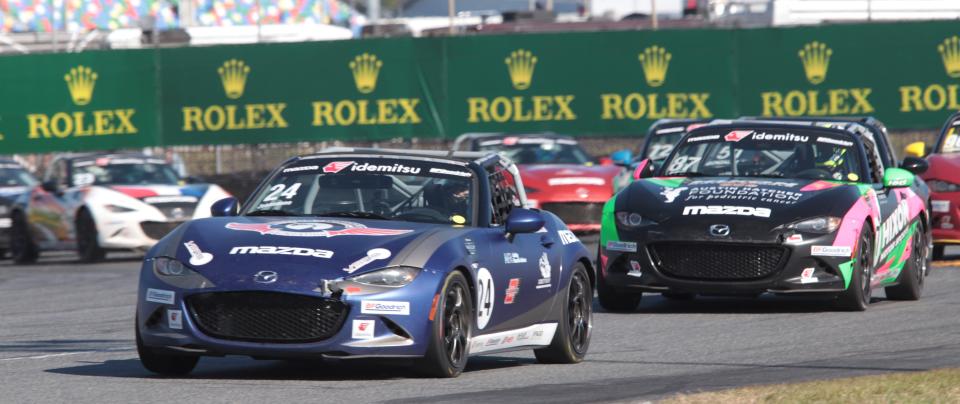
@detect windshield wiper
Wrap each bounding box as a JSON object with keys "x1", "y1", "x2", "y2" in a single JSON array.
[
  {"x1": 246, "y1": 209, "x2": 300, "y2": 217},
  {"x1": 318, "y1": 211, "x2": 389, "y2": 220}
]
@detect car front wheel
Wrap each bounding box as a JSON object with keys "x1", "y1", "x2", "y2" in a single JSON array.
[
  {"x1": 417, "y1": 271, "x2": 472, "y2": 378},
  {"x1": 136, "y1": 316, "x2": 198, "y2": 376}
]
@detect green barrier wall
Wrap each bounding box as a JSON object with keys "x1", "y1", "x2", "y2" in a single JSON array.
[{"x1": 0, "y1": 20, "x2": 958, "y2": 153}]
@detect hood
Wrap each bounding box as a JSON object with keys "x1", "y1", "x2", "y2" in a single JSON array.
[
  {"x1": 0, "y1": 186, "x2": 30, "y2": 198},
  {"x1": 164, "y1": 216, "x2": 440, "y2": 289},
  {"x1": 923, "y1": 153, "x2": 960, "y2": 182},
  {"x1": 620, "y1": 176, "x2": 862, "y2": 240},
  {"x1": 94, "y1": 183, "x2": 222, "y2": 221}
]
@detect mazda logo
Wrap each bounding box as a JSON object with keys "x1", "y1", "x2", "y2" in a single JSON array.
[
  {"x1": 253, "y1": 270, "x2": 278, "y2": 284},
  {"x1": 709, "y1": 224, "x2": 730, "y2": 237}
]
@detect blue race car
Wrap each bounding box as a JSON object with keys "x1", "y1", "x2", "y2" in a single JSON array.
[{"x1": 136, "y1": 148, "x2": 594, "y2": 377}]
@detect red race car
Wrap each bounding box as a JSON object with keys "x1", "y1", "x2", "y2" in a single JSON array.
[
  {"x1": 454, "y1": 133, "x2": 620, "y2": 232},
  {"x1": 906, "y1": 111, "x2": 960, "y2": 259}
]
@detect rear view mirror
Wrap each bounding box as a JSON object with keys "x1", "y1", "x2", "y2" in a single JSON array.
[
  {"x1": 883, "y1": 168, "x2": 914, "y2": 188},
  {"x1": 900, "y1": 157, "x2": 929, "y2": 175},
  {"x1": 505, "y1": 208, "x2": 545, "y2": 235},
  {"x1": 211, "y1": 197, "x2": 239, "y2": 217},
  {"x1": 904, "y1": 141, "x2": 926, "y2": 158},
  {"x1": 633, "y1": 159, "x2": 656, "y2": 179}
]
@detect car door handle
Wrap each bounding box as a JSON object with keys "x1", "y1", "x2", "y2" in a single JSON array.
[{"x1": 540, "y1": 236, "x2": 554, "y2": 248}]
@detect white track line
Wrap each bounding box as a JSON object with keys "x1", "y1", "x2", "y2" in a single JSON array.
[{"x1": 0, "y1": 346, "x2": 134, "y2": 362}]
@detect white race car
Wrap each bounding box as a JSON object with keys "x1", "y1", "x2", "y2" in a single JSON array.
[{"x1": 7, "y1": 153, "x2": 230, "y2": 263}]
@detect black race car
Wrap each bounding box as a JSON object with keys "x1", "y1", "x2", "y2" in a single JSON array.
[
  {"x1": 599, "y1": 121, "x2": 931, "y2": 311},
  {"x1": 0, "y1": 159, "x2": 37, "y2": 260}
]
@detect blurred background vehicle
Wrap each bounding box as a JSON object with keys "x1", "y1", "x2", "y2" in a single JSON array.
[
  {"x1": 454, "y1": 133, "x2": 620, "y2": 232},
  {"x1": 905, "y1": 112, "x2": 960, "y2": 259},
  {"x1": 0, "y1": 158, "x2": 38, "y2": 260},
  {"x1": 7, "y1": 153, "x2": 230, "y2": 263},
  {"x1": 610, "y1": 119, "x2": 711, "y2": 193}
]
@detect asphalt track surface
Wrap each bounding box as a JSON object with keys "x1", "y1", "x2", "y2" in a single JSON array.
[{"x1": 3, "y1": 238, "x2": 960, "y2": 403}]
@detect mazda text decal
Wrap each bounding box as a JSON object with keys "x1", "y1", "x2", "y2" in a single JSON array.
[
  {"x1": 229, "y1": 246, "x2": 334, "y2": 258},
  {"x1": 682, "y1": 205, "x2": 771, "y2": 218}
]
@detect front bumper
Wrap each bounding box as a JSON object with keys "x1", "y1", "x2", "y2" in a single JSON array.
[
  {"x1": 599, "y1": 234, "x2": 850, "y2": 295},
  {"x1": 136, "y1": 265, "x2": 437, "y2": 359},
  {"x1": 98, "y1": 217, "x2": 184, "y2": 251},
  {"x1": 930, "y1": 195, "x2": 960, "y2": 245}
]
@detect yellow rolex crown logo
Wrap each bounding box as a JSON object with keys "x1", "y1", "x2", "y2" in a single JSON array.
[
  {"x1": 64, "y1": 65, "x2": 97, "y2": 106},
  {"x1": 218, "y1": 59, "x2": 250, "y2": 99},
  {"x1": 938, "y1": 36, "x2": 960, "y2": 78},
  {"x1": 349, "y1": 53, "x2": 383, "y2": 94},
  {"x1": 638, "y1": 45, "x2": 671, "y2": 87},
  {"x1": 798, "y1": 41, "x2": 832, "y2": 85},
  {"x1": 504, "y1": 49, "x2": 537, "y2": 90}
]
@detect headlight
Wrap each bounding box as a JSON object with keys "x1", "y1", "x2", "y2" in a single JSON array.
[
  {"x1": 616, "y1": 211, "x2": 656, "y2": 228},
  {"x1": 105, "y1": 204, "x2": 136, "y2": 213},
  {"x1": 928, "y1": 179, "x2": 960, "y2": 193},
  {"x1": 348, "y1": 266, "x2": 420, "y2": 287},
  {"x1": 150, "y1": 256, "x2": 215, "y2": 289},
  {"x1": 782, "y1": 216, "x2": 841, "y2": 233}
]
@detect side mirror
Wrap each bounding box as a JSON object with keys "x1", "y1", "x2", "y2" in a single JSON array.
[
  {"x1": 41, "y1": 180, "x2": 59, "y2": 193},
  {"x1": 904, "y1": 141, "x2": 926, "y2": 158},
  {"x1": 633, "y1": 159, "x2": 657, "y2": 180},
  {"x1": 210, "y1": 197, "x2": 239, "y2": 217},
  {"x1": 184, "y1": 175, "x2": 202, "y2": 184},
  {"x1": 883, "y1": 168, "x2": 914, "y2": 188},
  {"x1": 504, "y1": 208, "x2": 545, "y2": 235},
  {"x1": 610, "y1": 149, "x2": 633, "y2": 167},
  {"x1": 900, "y1": 156, "x2": 929, "y2": 175}
]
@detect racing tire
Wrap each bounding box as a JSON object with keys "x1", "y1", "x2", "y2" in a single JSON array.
[
  {"x1": 596, "y1": 264, "x2": 641, "y2": 312},
  {"x1": 0, "y1": 249, "x2": 6, "y2": 260},
  {"x1": 416, "y1": 271, "x2": 472, "y2": 378},
  {"x1": 136, "y1": 317, "x2": 198, "y2": 376},
  {"x1": 661, "y1": 292, "x2": 695, "y2": 300},
  {"x1": 837, "y1": 228, "x2": 874, "y2": 311},
  {"x1": 76, "y1": 209, "x2": 106, "y2": 263},
  {"x1": 885, "y1": 229, "x2": 927, "y2": 301},
  {"x1": 535, "y1": 262, "x2": 592, "y2": 364},
  {"x1": 932, "y1": 245, "x2": 945, "y2": 260},
  {"x1": 10, "y1": 211, "x2": 38, "y2": 264}
]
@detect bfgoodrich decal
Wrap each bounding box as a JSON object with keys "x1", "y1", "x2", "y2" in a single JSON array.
[{"x1": 361, "y1": 300, "x2": 410, "y2": 315}]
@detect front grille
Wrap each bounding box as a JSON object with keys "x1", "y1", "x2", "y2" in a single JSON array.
[
  {"x1": 650, "y1": 243, "x2": 787, "y2": 281},
  {"x1": 541, "y1": 202, "x2": 603, "y2": 224},
  {"x1": 187, "y1": 292, "x2": 348, "y2": 343},
  {"x1": 140, "y1": 221, "x2": 183, "y2": 240},
  {"x1": 149, "y1": 202, "x2": 197, "y2": 221}
]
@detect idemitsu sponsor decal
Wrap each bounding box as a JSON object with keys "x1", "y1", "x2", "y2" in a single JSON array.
[
  {"x1": 167, "y1": 309, "x2": 183, "y2": 330},
  {"x1": 786, "y1": 234, "x2": 803, "y2": 244},
  {"x1": 751, "y1": 132, "x2": 809, "y2": 142},
  {"x1": 361, "y1": 300, "x2": 410, "y2": 315},
  {"x1": 225, "y1": 220, "x2": 412, "y2": 238},
  {"x1": 229, "y1": 246, "x2": 334, "y2": 258},
  {"x1": 724, "y1": 130, "x2": 752, "y2": 142},
  {"x1": 352, "y1": 320, "x2": 375, "y2": 339},
  {"x1": 343, "y1": 248, "x2": 391, "y2": 274},
  {"x1": 811, "y1": 245, "x2": 852, "y2": 257},
  {"x1": 322, "y1": 161, "x2": 354, "y2": 173},
  {"x1": 682, "y1": 205, "x2": 771, "y2": 218},
  {"x1": 146, "y1": 288, "x2": 175, "y2": 305},
  {"x1": 351, "y1": 162, "x2": 421, "y2": 174},
  {"x1": 537, "y1": 252, "x2": 552, "y2": 289},
  {"x1": 183, "y1": 240, "x2": 214, "y2": 266}
]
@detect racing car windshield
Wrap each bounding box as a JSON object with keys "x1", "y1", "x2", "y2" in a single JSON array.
[
  {"x1": 477, "y1": 137, "x2": 594, "y2": 165},
  {"x1": 72, "y1": 157, "x2": 181, "y2": 186},
  {"x1": 663, "y1": 130, "x2": 866, "y2": 182},
  {"x1": 246, "y1": 159, "x2": 475, "y2": 226},
  {"x1": 0, "y1": 166, "x2": 35, "y2": 187}
]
